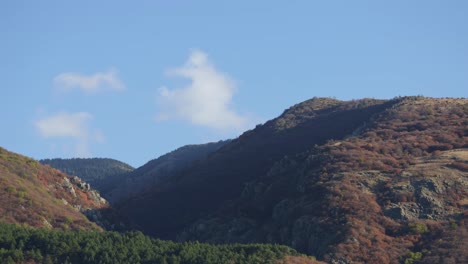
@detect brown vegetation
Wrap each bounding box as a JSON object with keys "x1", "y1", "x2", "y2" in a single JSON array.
[
  {"x1": 0, "y1": 147, "x2": 106, "y2": 231},
  {"x1": 163, "y1": 97, "x2": 467, "y2": 263},
  {"x1": 314, "y1": 97, "x2": 468, "y2": 262}
]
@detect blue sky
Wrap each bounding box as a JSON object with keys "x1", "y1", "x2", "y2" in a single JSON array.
[{"x1": 1, "y1": 1, "x2": 467, "y2": 167}]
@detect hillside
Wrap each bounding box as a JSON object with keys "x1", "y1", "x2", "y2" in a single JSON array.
[
  {"x1": 40, "y1": 158, "x2": 134, "y2": 192},
  {"x1": 106, "y1": 140, "x2": 229, "y2": 203},
  {"x1": 0, "y1": 148, "x2": 320, "y2": 264},
  {"x1": 117, "y1": 97, "x2": 467, "y2": 263},
  {"x1": 118, "y1": 97, "x2": 397, "y2": 237},
  {"x1": 0, "y1": 147, "x2": 108, "y2": 231}
]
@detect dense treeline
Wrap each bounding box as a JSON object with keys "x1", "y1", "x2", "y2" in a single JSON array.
[{"x1": 0, "y1": 223, "x2": 305, "y2": 264}]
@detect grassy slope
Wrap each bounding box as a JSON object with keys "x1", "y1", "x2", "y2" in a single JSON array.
[{"x1": 0, "y1": 147, "x2": 106, "y2": 231}]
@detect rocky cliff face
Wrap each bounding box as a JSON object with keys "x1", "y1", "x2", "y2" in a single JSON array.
[
  {"x1": 382, "y1": 150, "x2": 467, "y2": 221},
  {"x1": 57, "y1": 176, "x2": 107, "y2": 209}
]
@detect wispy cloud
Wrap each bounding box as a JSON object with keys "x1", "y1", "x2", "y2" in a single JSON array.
[
  {"x1": 157, "y1": 50, "x2": 248, "y2": 131},
  {"x1": 35, "y1": 112, "x2": 103, "y2": 157},
  {"x1": 54, "y1": 68, "x2": 125, "y2": 94}
]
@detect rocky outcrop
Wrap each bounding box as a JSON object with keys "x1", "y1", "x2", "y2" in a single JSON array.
[
  {"x1": 382, "y1": 151, "x2": 468, "y2": 221},
  {"x1": 385, "y1": 203, "x2": 421, "y2": 220},
  {"x1": 42, "y1": 218, "x2": 53, "y2": 229},
  {"x1": 61, "y1": 177, "x2": 76, "y2": 197},
  {"x1": 60, "y1": 175, "x2": 106, "y2": 206},
  {"x1": 71, "y1": 176, "x2": 91, "y2": 191}
]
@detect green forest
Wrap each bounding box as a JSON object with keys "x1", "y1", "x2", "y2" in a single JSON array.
[{"x1": 0, "y1": 223, "x2": 307, "y2": 264}]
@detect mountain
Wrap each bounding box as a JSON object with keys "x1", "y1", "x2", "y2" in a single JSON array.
[
  {"x1": 40, "y1": 158, "x2": 134, "y2": 192},
  {"x1": 117, "y1": 96, "x2": 467, "y2": 263},
  {"x1": 118, "y1": 97, "x2": 396, "y2": 237},
  {"x1": 105, "y1": 140, "x2": 229, "y2": 204},
  {"x1": 0, "y1": 147, "x2": 108, "y2": 231},
  {"x1": 0, "y1": 147, "x2": 319, "y2": 264}
]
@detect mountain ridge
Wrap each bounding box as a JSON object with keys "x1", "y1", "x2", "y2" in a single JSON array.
[
  {"x1": 118, "y1": 97, "x2": 400, "y2": 238},
  {"x1": 114, "y1": 96, "x2": 467, "y2": 263}
]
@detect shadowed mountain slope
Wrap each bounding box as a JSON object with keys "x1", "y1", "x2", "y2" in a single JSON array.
[
  {"x1": 119, "y1": 98, "x2": 398, "y2": 237},
  {"x1": 117, "y1": 96, "x2": 468, "y2": 263},
  {"x1": 105, "y1": 140, "x2": 229, "y2": 204}
]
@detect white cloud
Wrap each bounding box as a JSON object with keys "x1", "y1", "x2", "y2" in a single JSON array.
[
  {"x1": 156, "y1": 50, "x2": 248, "y2": 131},
  {"x1": 53, "y1": 68, "x2": 125, "y2": 94},
  {"x1": 35, "y1": 112, "x2": 91, "y2": 139},
  {"x1": 35, "y1": 112, "x2": 103, "y2": 157}
]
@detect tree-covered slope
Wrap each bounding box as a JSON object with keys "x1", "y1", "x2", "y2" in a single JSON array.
[
  {"x1": 118, "y1": 97, "x2": 398, "y2": 238},
  {"x1": 106, "y1": 140, "x2": 229, "y2": 204},
  {"x1": 40, "y1": 158, "x2": 134, "y2": 192},
  {"x1": 117, "y1": 97, "x2": 468, "y2": 263},
  {"x1": 0, "y1": 147, "x2": 107, "y2": 231}
]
